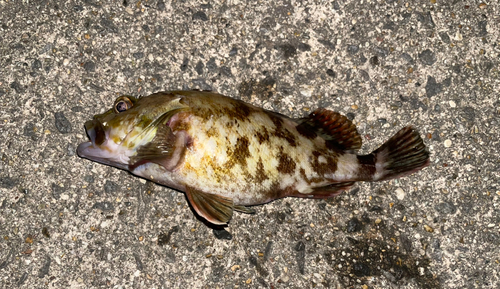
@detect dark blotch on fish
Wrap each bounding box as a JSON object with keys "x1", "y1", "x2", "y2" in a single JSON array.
[{"x1": 277, "y1": 150, "x2": 296, "y2": 174}]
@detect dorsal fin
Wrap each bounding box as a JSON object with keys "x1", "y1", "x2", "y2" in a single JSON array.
[{"x1": 296, "y1": 108, "x2": 362, "y2": 151}]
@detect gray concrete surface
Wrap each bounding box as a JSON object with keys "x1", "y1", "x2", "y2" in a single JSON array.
[{"x1": 1, "y1": 0, "x2": 499, "y2": 288}]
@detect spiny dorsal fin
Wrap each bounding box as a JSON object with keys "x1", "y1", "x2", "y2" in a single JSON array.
[
  {"x1": 297, "y1": 108, "x2": 362, "y2": 151},
  {"x1": 185, "y1": 187, "x2": 234, "y2": 225}
]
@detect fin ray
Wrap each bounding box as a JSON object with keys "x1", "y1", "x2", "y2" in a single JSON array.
[
  {"x1": 185, "y1": 187, "x2": 234, "y2": 225},
  {"x1": 371, "y1": 126, "x2": 430, "y2": 181},
  {"x1": 292, "y1": 182, "x2": 355, "y2": 199},
  {"x1": 129, "y1": 108, "x2": 188, "y2": 171},
  {"x1": 296, "y1": 108, "x2": 362, "y2": 151},
  {"x1": 234, "y1": 205, "x2": 256, "y2": 214}
]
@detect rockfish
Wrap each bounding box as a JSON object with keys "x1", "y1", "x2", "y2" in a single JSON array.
[{"x1": 77, "y1": 91, "x2": 429, "y2": 225}]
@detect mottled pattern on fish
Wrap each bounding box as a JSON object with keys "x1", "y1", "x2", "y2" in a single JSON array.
[
  {"x1": 78, "y1": 90, "x2": 430, "y2": 225},
  {"x1": 172, "y1": 94, "x2": 336, "y2": 204}
]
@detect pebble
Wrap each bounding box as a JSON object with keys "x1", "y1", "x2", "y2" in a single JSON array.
[
  {"x1": 444, "y1": 139, "x2": 452, "y2": 147},
  {"x1": 92, "y1": 202, "x2": 115, "y2": 211},
  {"x1": 83, "y1": 61, "x2": 96, "y2": 72},
  {"x1": 347, "y1": 44, "x2": 359, "y2": 54},
  {"x1": 104, "y1": 180, "x2": 118, "y2": 193},
  {"x1": 347, "y1": 217, "x2": 363, "y2": 232},
  {"x1": 1, "y1": 177, "x2": 18, "y2": 189},
  {"x1": 418, "y1": 49, "x2": 436, "y2": 65},
  {"x1": 231, "y1": 265, "x2": 240, "y2": 271},
  {"x1": 449, "y1": 100, "x2": 456, "y2": 108},
  {"x1": 133, "y1": 52, "x2": 144, "y2": 59},
  {"x1": 424, "y1": 225, "x2": 434, "y2": 233},
  {"x1": 435, "y1": 202, "x2": 457, "y2": 215},
  {"x1": 425, "y1": 76, "x2": 443, "y2": 97},
  {"x1": 195, "y1": 61, "x2": 204, "y2": 75},
  {"x1": 206, "y1": 58, "x2": 217, "y2": 71},
  {"x1": 373, "y1": 46, "x2": 389, "y2": 58},
  {"x1": 395, "y1": 188, "x2": 405, "y2": 200},
  {"x1": 299, "y1": 86, "x2": 313, "y2": 97},
  {"x1": 32, "y1": 59, "x2": 42, "y2": 70},
  {"x1": 439, "y1": 32, "x2": 450, "y2": 44},
  {"x1": 192, "y1": 11, "x2": 208, "y2": 21},
  {"x1": 67, "y1": 144, "x2": 76, "y2": 156},
  {"x1": 298, "y1": 43, "x2": 311, "y2": 51},
  {"x1": 54, "y1": 112, "x2": 72, "y2": 134},
  {"x1": 370, "y1": 56, "x2": 379, "y2": 66},
  {"x1": 326, "y1": 69, "x2": 336, "y2": 78},
  {"x1": 229, "y1": 47, "x2": 238, "y2": 56},
  {"x1": 180, "y1": 58, "x2": 189, "y2": 71}
]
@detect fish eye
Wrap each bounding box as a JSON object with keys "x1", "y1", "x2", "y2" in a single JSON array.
[{"x1": 114, "y1": 96, "x2": 133, "y2": 113}]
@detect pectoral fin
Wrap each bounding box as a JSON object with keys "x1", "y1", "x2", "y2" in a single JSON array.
[
  {"x1": 185, "y1": 187, "x2": 234, "y2": 225},
  {"x1": 129, "y1": 108, "x2": 189, "y2": 171},
  {"x1": 130, "y1": 124, "x2": 176, "y2": 163}
]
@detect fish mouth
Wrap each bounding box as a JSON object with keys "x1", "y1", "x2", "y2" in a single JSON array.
[
  {"x1": 84, "y1": 119, "x2": 106, "y2": 146},
  {"x1": 77, "y1": 119, "x2": 129, "y2": 170}
]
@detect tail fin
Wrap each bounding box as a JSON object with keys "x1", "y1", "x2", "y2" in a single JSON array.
[{"x1": 366, "y1": 126, "x2": 430, "y2": 181}]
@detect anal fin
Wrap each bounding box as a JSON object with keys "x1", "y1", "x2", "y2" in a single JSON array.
[
  {"x1": 304, "y1": 182, "x2": 355, "y2": 199},
  {"x1": 185, "y1": 187, "x2": 234, "y2": 225},
  {"x1": 234, "y1": 205, "x2": 256, "y2": 214}
]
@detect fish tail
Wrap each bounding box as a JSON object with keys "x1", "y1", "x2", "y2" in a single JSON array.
[{"x1": 357, "y1": 126, "x2": 430, "y2": 181}]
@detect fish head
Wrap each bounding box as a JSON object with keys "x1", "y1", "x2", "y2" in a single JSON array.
[{"x1": 77, "y1": 94, "x2": 188, "y2": 170}]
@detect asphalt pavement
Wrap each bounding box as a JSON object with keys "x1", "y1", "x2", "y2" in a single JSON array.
[{"x1": 0, "y1": 0, "x2": 499, "y2": 288}]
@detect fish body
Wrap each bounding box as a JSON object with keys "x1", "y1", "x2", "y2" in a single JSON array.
[{"x1": 77, "y1": 91, "x2": 429, "y2": 225}]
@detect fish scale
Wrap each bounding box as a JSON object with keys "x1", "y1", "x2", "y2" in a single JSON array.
[{"x1": 78, "y1": 90, "x2": 430, "y2": 226}]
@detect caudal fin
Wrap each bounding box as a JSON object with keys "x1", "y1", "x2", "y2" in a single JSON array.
[{"x1": 369, "y1": 126, "x2": 430, "y2": 181}]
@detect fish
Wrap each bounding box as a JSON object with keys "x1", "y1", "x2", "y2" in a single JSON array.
[{"x1": 77, "y1": 90, "x2": 430, "y2": 225}]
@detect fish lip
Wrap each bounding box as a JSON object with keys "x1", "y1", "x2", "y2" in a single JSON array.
[
  {"x1": 76, "y1": 141, "x2": 129, "y2": 170},
  {"x1": 76, "y1": 141, "x2": 93, "y2": 158},
  {"x1": 84, "y1": 119, "x2": 106, "y2": 146}
]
